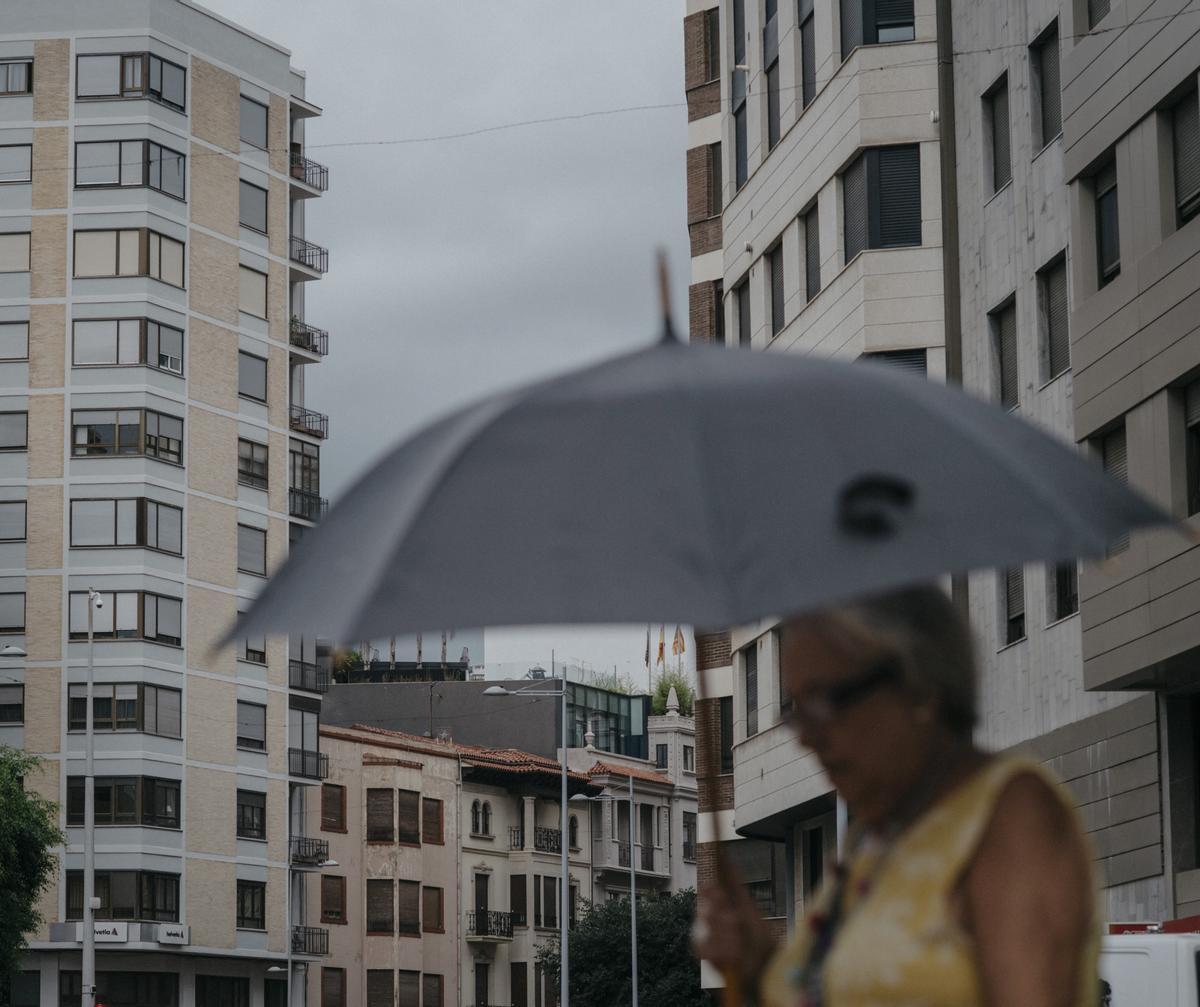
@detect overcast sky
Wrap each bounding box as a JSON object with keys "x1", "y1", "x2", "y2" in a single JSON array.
[{"x1": 201, "y1": 0, "x2": 692, "y2": 679}]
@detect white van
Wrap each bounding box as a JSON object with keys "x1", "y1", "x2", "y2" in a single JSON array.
[{"x1": 1100, "y1": 932, "x2": 1200, "y2": 1005}]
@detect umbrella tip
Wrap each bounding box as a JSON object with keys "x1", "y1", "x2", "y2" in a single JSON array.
[{"x1": 656, "y1": 248, "x2": 678, "y2": 343}]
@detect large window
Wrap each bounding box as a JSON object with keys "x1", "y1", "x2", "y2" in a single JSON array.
[
  {"x1": 0, "y1": 233, "x2": 30, "y2": 273},
  {"x1": 764, "y1": 0, "x2": 781, "y2": 152},
  {"x1": 1098, "y1": 424, "x2": 1129, "y2": 553},
  {"x1": 1049, "y1": 561, "x2": 1078, "y2": 622},
  {"x1": 68, "y1": 590, "x2": 181, "y2": 645},
  {"x1": 67, "y1": 775, "x2": 179, "y2": 828},
  {"x1": 239, "y1": 266, "x2": 268, "y2": 319},
  {"x1": 75, "y1": 140, "x2": 185, "y2": 200},
  {"x1": 841, "y1": 0, "x2": 914, "y2": 59},
  {"x1": 321, "y1": 783, "x2": 346, "y2": 831},
  {"x1": 805, "y1": 204, "x2": 820, "y2": 302},
  {"x1": 985, "y1": 75, "x2": 1011, "y2": 193},
  {"x1": 321, "y1": 875, "x2": 346, "y2": 923},
  {"x1": 398, "y1": 972, "x2": 420, "y2": 1007},
  {"x1": 73, "y1": 228, "x2": 184, "y2": 287},
  {"x1": 0, "y1": 321, "x2": 28, "y2": 360},
  {"x1": 0, "y1": 60, "x2": 32, "y2": 96},
  {"x1": 1032, "y1": 22, "x2": 1061, "y2": 150},
  {"x1": 1095, "y1": 158, "x2": 1120, "y2": 286},
  {"x1": 843, "y1": 145, "x2": 921, "y2": 262},
  {"x1": 291, "y1": 438, "x2": 321, "y2": 493},
  {"x1": 238, "y1": 438, "x2": 269, "y2": 490},
  {"x1": 1002, "y1": 566, "x2": 1025, "y2": 644},
  {"x1": 800, "y1": 0, "x2": 816, "y2": 109},
  {"x1": 236, "y1": 701, "x2": 267, "y2": 751},
  {"x1": 422, "y1": 886, "x2": 444, "y2": 933},
  {"x1": 239, "y1": 180, "x2": 268, "y2": 232},
  {"x1": 240, "y1": 96, "x2": 269, "y2": 149},
  {"x1": 237, "y1": 524, "x2": 267, "y2": 577},
  {"x1": 0, "y1": 412, "x2": 26, "y2": 451},
  {"x1": 73, "y1": 318, "x2": 184, "y2": 375},
  {"x1": 366, "y1": 972, "x2": 392, "y2": 1007},
  {"x1": 196, "y1": 977, "x2": 248, "y2": 1007},
  {"x1": 366, "y1": 877, "x2": 394, "y2": 933},
  {"x1": 236, "y1": 607, "x2": 266, "y2": 665},
  {"x1": 683, "y1": 811, "x2": 698, "y2": 860},
  {"x1": 68, "y1": 682, "x2": 181, "y2": 737},
  {"x1": 422, "y1": 797, "x2": 444, "y2": 845},
  {"x1": 75, "y1": 53, "x2": 186, "y2": 111},
  {"x1": 398, "y1": 789, "x2": 421, "y2": 845},
  {"x1": 732, "y1": 0, "x2": 747, "y2": 190},
  {"x1": 719, "y1": 695, "x2": 734, "y2": 773},
  {"x1": 744, "y1": 644, "x2": 758, "y2": 737},
  {"x1": 60, "y1": 972, "x2": 178, "y2": 1007},
  {"x1": 735, "y1": 277, "x2": 751, "y2": 348},
  {"x1": 422, "y1": 975, "x2": 443, "y2": 1007},
  {"x1": 71, "y1": 408, "x2": 183, "y2": 464},
  {"x1": 0, "y1": 145, "x2": 31, "y2": 185},
  {"x1": 1187, "y1": 381, "x2": 1200, "y2": 516},
  {"x1": 236, "y1": 879, "x2": 266, "y2": 929},
  {"x1": 0, "y1": 684, "x2": 23, "y2": 724},
  {"x1": 238, "y1": 351, "x2": 268, "y2": 402},
  {"x1": 767, "y1": 242, "x2": 785, "y2": 337},
  {"x1": 70, "y1": 497, "x2": 182, "y2": 554},
  {"x1": 1172, "y1": 87, "x2": 1200, "y2": 228},
  {"x1": 366, "y1": 788, "x2": 394, "y2": 842},
  {"x1": 990, "y1": 298, "x2": 1018, "y2": 410},
  {"x1": 236, "y1": 790, "x2": 266, "y2": 839},
  {"x1": 0, "y1": 592, "x2": 24, "y2": 633},
  {"x1": 66, "y1": 870, "x2": 179, "y2": 921},
  {"x1": 398, "y1": 880, "x2": 421, "y2": 935},
  {"x1": 511, "y1": 874, "x2": 527, "y2": 927},
  {"x1": 1038, "y1": 255, "x2": 1069, "y2": 381},
  {"x1": 321, "y1": 969, "x2": 345, "y2": 1007}
]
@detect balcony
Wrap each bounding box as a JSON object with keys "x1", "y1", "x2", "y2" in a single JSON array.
[
  {"x1": 599, "y1": 840, "x2": 669, "y2": 876},
  {"x1": 291, "y1": 924, "x2": 329, "y2": 956},
  {"x1": 290, "y1": 658, "x2": 330, "y2": 693},
  {"x1": 289, "y1": 319, "x2": 329, "y2": 358},
  {"x1": 508, "y1": 826, "x2": 561, "y2": 853},
  {"x1": 289, "y1": 235, "x2": 329, "y2": 275},
  {"x1": 288, "y1": 747, "x2": 329, "y2": 780},
  {"x1": 465, "y1": 910, "x2": 513, "y2": 942},
  {"x1": 641, "y1": 845, "x2": 654, "y2": 872},
  {"x1": 289, "y1": 488, "x2": 329, "y2": 522},
  {"x1": 289, "y1": 404, "x2": 329, "y2": 439},
  {"x1": 289, "y1": 835, "x2": 329, "y2": 868},
  {"x1": 290, "y1": 151, "x2": 329, "y2": 193}
]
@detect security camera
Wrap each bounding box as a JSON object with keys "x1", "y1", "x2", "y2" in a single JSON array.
[{"x1": 93, "y1": 596, "x2": 104, "y2": 609}]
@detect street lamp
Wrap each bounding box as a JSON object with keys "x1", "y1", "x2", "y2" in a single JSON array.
[
  {"x1": 484, "y1": 673, "x2": 570, "y2": 1007},
  {"x1": 571, "y1": 774, "x2": 638, "y2": 1007}
]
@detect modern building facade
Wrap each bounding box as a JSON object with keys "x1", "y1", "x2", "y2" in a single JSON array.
[
  {"x1": 684, "y1": 0, "x2": 1200, "y2": 984},
  {"x1": 0, "y1": 2, "x2": 333, "y2": 1004}
]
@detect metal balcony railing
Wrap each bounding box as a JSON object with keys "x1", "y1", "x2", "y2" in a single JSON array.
[
  {"x1": 289, "y1": 404, "x2": 329, "y2": 439},
  {"x1": 683, "y1": 842, "x2": 697, "y2": 862},
  {"x1": 289, "y1": 319, "x2": 329, "y2": 357},
  {"x1": 290, "y1": 151, "x2": 329, "y2": 192},
  {"x1": 289, "y1": 835, "x2": 329, "y2": 866},
  {"x1": 288, "y1": 747, "x2": 329, "y2": 780},
  {"x1": 291, "y1": 924, "x2": 329, "y2": 956},
  {"x1": 618, "y1": 841, "x2": 631, "y2": 868},
  {"x1": 289, "y1": 488, "x2": 329, "y2": 522},
  {"x1": 289, "y1": 235, "x2": 329, "y2": 273},
  {"x1": 641, "y1": 845, "x2": 655, "y2": 872},
  {"x1": 289, "y1": 658, "x2": 330, "y2": 693},
  {"x1": 466, "y1": 910, "x2": 513, "y2": 939},
  {"x1": 534, "y1": 826, "x2": 561, "y2": 854}
]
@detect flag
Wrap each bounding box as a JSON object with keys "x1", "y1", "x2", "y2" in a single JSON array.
[
  {"x1": 657, "y1": 625, "x2": 665, "y2": 666},
  {"x1": 645, "y1": 625, "x2": 651, "y2": 667},
  {"x1": 416, "y1": 633, "x2": 423, "y2": 666},
  {"x1": 440, "y1": 630, "x2": 447, "y2": 664},
  {"x1": 672, "y1": 625, "x2": 686, "y2": 656}
]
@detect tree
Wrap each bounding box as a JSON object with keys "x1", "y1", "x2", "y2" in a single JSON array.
[
  {"x1": 0, "y1": 747, "x2": 63, "y2": 979},
  {"x1": 536, "y1": 889, "x2": 702, "y2": 1007},
  {"x1": 651, "y1": 667, "x2": 695, "y2": 717}
]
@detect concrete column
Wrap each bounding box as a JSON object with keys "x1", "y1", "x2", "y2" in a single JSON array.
[{"x1": 522, "y1": 795, "x2": 536, "y2": 851}]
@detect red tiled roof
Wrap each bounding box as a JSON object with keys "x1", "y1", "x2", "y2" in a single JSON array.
[{"x1": 588, "y1": 760, "x2": 673, "y2": 786}]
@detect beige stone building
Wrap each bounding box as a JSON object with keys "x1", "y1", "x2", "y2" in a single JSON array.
[{"x1": 0, "y1": 2, "x2": 332, "y2": 1005}]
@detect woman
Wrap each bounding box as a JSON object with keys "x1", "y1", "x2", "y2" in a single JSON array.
[{"x1": 695, "y1": 584, "x2": 1097, "y2": 1007}]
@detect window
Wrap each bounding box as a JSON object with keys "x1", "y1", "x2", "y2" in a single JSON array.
[
  {"x1": 0, "y1": 60, "x2": 32, "y2": 96},
  {"x1": 765, "y1": 0, "x2": 781, "y2": 152},
  {"x1": 366, "y1": 878, "x2": 394, "y2": 932},
  {"x1": 196, "y1": 978, "x2": 248, "y2": 1007},
  {"x1": 365, "y1": 972, "x2": 392, "y2": 1007},
  {"x1": 0, "y1": 501, "x2": 23, "y2": 542},
  {"x1": 805, "y1": 204, "x2": 820, "y2": 302},
  {"x1": 843, "y1": 145, "x2": 921, "y2": 263},
  {"x1": 542, "y1": 876, "x2": 558, "y2": 928},
  {"x1": 239, "y1": 266, "x2": 268, "y2": 318},
  {"x1": 61, "y1": 972, "x2": 178, "y2": 1007},
  {"x1": 735, "y1": 276, "x2": 751, "y2": 347},
  {"x1": 683, "y1": 744, "x2": 695, "y2": 771},
  {"x1": 236, "y1": 790, "x2": 266, "y2": 839},
  {"x1": 320, "y1": 969, "x2": 345, "y2": 1007},
  {"x1": 71, "y1": 408, "x2": 183, "y2": 464},
  {"x1": 0, "y1": 592, "x2": 24, "y2": 633},
  {"x1": 1049, "y1": 562, "x2": 1078, "y2": 621},
  {"x1": 720, "y1": 695, "x2": 734, "y2": 772},
  {"x1": 73, "y1": 318, "x2": 184, "y2": 375},
  {"x1": 422, "y1": 797, "x2": 444, "y2": 844},
  {"x1": 397, "y1": 789, "x2": 421, "y2": 844},
  {"x1": 68, "y1": 682, "x2": 180, "y2": 736},
  {"x1": 768, "y1": 242, "x2": 785, "y2": 337},
  {"x1": 1088, "y1": 0, "x2": 1110, "y2": 30},
  {"x1": 74, "y1": 140, "x2": 185, "y2": 199},
  {"x1": 1095, "y1": 158, "x2": 1120, "y2": 286},
  {"x1": 236, "y1": 879, "x2": 265, "y2": 929},
  {"x1": 985, "y1": 75, "x2": 1011, "y2": 193},
  {"x1": 321, "y1": 875, "x2": 346, "y2": 924},
  {"x1": 70, "y1": 498, "x2": 182, "y2": 554},
  {"x1": 398, "y1": 972, "x2": 421, "y2": 1007},
  {"x1": 0, "y1": 233, "x2": 30, "y2": 272},
  {"x1": 398, "y1": 879, "x2": 420, "y2": 935},
  {"x1": 240, "y1": 96, "x2": 269, "y2": 149},
  {"x1": 265, "y1": 980, "x2": 286, "y2": 1007},
  {"x1": 1173, "y1": 87, "x2": 1200, "y2": 227},
  {"x1": 236, "y1": 701, "x2": 267, "y2": 751},
  {"x1": 1003, "y1": 566, "x2": 1025, "y2": 644},
  {"x1": 704, "y1": 7, "x2": 720, "y2": 81},
  {"x1": 76, "y1": 53, "x2": 185, "y2": 111},
  {"x1": 239, "y1": 180, "x2": 268, "y2": 232},
  {"x1": 569, "y1": 813, "x2": 580, "y2": 849},
  {"x1": 238, "y1": 438, "x2": 269, "y2": 490},
  {"x1": 511, "y1": 874, "x2": 527, "y2": 926},
  {"x1": 147, "y1": 230, "x2": 184, "y2": 286},
  {"x1": 732, "y1": 0, "x2": 748, "y2": 189},
  {"x1": 1099, "y1": 424, "x2": 1129, "y2": 552},
  {"x1": 0, "y1": 413, "x2": 26, "y2": 451},
  {"x1": 1032, "y1": 23, "x2": 1061, "y2": 149},
  {"x1": 366, "y1": 787, "x2": 394, "y2": 841},
  {"x1": 991, "y1": 298, "x2": 1018, "y2": 410},
  {"x1": 800, "y1": 0, "x2": 816, "y2": 109},
  {"x1": 0, "y1": 321, "x2": 28, "y2": 360},
  {"x1": 321, "y1": 783, "x2": 346, "y2": 831},
  {"x1": 842, "y1": 0, "x2": 914, "y2": 58},
  {"x1": 66, "y1": 870, "x2": 179, "y2": 921},
  {"x1": 237, "y1": 524, "x2": 267, "y2": 577},
  {"x1": 422, "y1": 886, "x2": 444, "y2": 932},
  {"x1": 0, "y1": 684, "x2": 23, "y2": 724},
  {"x1": 422, "y1": 975, "x2": 444, "y2": 1007},
  {"x1": 804, "y1": 825, "x2": 825, "y2": 894},
  {"x1": 656, "y1": 744, "x2": 669, "y2": 769},
  {"x1": 744, "y1": 644, "x2": 759, "y2": 737},
  {"x1": 69, "y1": 591, "x2": 179, "y2": 643},
  {"x1": 0, "y1": 145, "x2": 31, "y2": 184},
  {"x1": 238, "y1": 351, "x2": 268, "y2": 402},
  {"x1": 74, "y1": 228, "x2": 183, "y2": 286},
  {"x1": 67, "y1": 775, "x2": 180, "y2": 828},
  {"x1": 861, "y1": 348, "x2": 927, "y2": 374}
]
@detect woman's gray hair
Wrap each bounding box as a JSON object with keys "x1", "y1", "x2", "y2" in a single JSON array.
[{"x1": 785, "y1": 583, "x2": 978, "y2": 737}]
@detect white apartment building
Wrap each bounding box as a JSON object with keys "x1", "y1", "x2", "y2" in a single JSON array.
[{"x1": 0, "y1": 2, "x2": 333, "y2": 1005}]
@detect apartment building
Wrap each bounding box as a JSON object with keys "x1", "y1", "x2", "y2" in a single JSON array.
[
  {"x1": 684, "y1": 0, "x2": 1200, "y2": 972},
  {"x1": 0, "y1": 2, "x2": 333, "y2": 1005}
]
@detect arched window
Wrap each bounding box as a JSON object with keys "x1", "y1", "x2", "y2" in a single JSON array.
[
  {"x1": 482, "y1": 801, "x2": 492, "y2": 836},
  {"x1": 569, "y1": 814, "x2": 579, "y2": 850},
  {"x1": 471, "y1": 800, "x2": 481, "y2": 835}
]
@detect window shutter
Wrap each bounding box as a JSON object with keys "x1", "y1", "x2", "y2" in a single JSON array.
[
  {"x1": 397, "y1": 971, "x2": 420, "y2": 1007},
  {"x1": 1173, "y1": 89, "x2": 1200, "y2": 224},
  {"x1": 1039, "y1": 29, "x2": 1061, "y2": 143},
  {"x1": 422, "y1": 886, "x2": 443, "y2": 931},
  {"x1": 422, "y1": 797, "x2": 443, "y2": 844},
  {"x1": 366, "y1": 971, "x2": 392, "y2": 1007},
  {"x1": 1006, "y1": 567, "x2": 1024, "y2": 618},
  {"x1": 843, "y1": 153, "x2": 868, "y2": 262},
  {"x1": 366, "y1": 788, "x2": 393, "y2": 842},
  {"x1": 422, "y1": 975, "x2": 444, "y2": 1007},
  {"x1": 874, "y1": 0, "x2": 913, "y2": 30},
  {"x1": 398, "y1": 879, "x2": 420, "y2": 934},
  {"x1": 511, "y1": 964, "x2": 528, "y2": 1007},
  {"x1": 511, "y1": 873, "x2": 527, "y2": 925},
  {"x1": 736, "y1": 279, "x2": 752, "y2": 347},
  {"x1": 801, "y1": 15, "x2": 816, "y2": 108},
  {"x1": 397, "y1": 789, "x2": 420, "y2": 844},
  {"x1": 533, "y1": 871, "x2": 542, "y2": 926},
  {"x1": 991, "y1": 81, "x2": 1011, "y2": 190},
  {"x1": 997, "y1": 302, "x2": 1018, "y2": 409},
  {"x1": 366, "y1": 878, "x2": 393, "y2": 933},
  {"x1": 863, "y1": 348, "x2": 926, "y2": 374},
  {"x1": 840, "y1": 0, "x2": 863, "y2": 59},
  {"x1": 805, "y1": 205, "x2": 820, "y2": 301},
  {"x1": 321, "y1": 785, "x2": 342, "y2": 831},
  {"x1": 769, "y1": 243, "x2": 785, "y2": 336},
  {"x1": 1103, "y1": 425, "x2": 1129, "y2": 552},
  {"x1": 1186, "y1": 381, "x2": 1200, "y2": 428},
  {"x1": 321, "y1": 969, "x2": 344, "y2": 1007},
  {"x1": 1044, "y1": 260, "x2": 1070, "y2": 379},
  {"x1": 735, "y1": 105, "x2": 748, "y2": 189},
  {"x1": 1088, "y1": 0, "x2": 1111, "y2": 29},
  {"x1": 875, "y1": 145, "x2": 922, "y2": 247}
]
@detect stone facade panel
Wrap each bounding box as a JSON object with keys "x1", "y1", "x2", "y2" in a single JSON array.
[
  {"x1": 27, "y1": 396, "x2": 62, "y2": 478},
  {"x1": 30, "y1": 215, "x2": 66, "y2": 299},
  {"x1": 28, "y1": 303, "x2": 65, "y2": 389},
  {"x1": 186, "y1": 767, "x2": 235, "y2": 856},
  {"x1": 187, "y1": 675, "x2": 235, "y2": 766},
  {"x1": 190, "y1": 58, "x2": 240, "y2": 152},
  {"x1": 32, "y1": 39, "x2": 69, "y2": 121},
  {"x1": 188, "y1": 230, "x2": 239, "y2": 325},
  {"x1": 23, "y1": 663, "x2": 60, "y2": 753},
  {"x1": 189, "y1": 142, "x2": 239, "y2": 239},
  {"x1": 187, "y1": 586, "x2": 236, "y2": 677},
  {"x1": 186, "y1": 858, "x2": 236, "y2": 949},
  {"x1": 187, "y1": 318, "x2": 238, "y2": 411},
  {"x1": 186, "y1": 407, "x2": 237, "y2": 499},
  {"x1": 187, "y1": 495, "x2": 237, "y2": 588},
  {"x1": 25, "y1": 485, "x2": 62, "y2": 571},
  {"x1": 32, "y1": 127, "x2": 67, "y2": 209}
]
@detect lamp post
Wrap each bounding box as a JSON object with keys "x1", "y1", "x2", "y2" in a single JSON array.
[
  {"x1": 571, "y1": 772, "x2": 638, "y2": 1007},
  {"x1": 483, "y1": 674, "x2": 570, "y2": 1007}
]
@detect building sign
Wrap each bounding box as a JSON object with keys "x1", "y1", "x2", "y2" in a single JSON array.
[
  {"x1": 74, "y1": 922, "x2": 127, "y2": 943},
  {"x1": 157, "y1": 923, "x2": 188, "y2": 945}
]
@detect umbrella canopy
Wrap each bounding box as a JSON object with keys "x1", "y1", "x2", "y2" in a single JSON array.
[{"x1": 236, "y1": 332, "x2": 1168, "y2": 644}]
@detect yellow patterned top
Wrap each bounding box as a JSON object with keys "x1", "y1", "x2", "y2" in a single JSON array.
[{"x1": 760, "y1": 755, "x2": 1099, "y2": 1007}]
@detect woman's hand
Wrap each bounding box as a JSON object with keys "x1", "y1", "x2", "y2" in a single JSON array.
[{"x1": 694, "y1": 861, "x2": 778, "y2": 996}]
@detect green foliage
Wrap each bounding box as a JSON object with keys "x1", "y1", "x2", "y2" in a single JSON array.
[
  {"x1": 590, "y1": 671, "x2": 636, "y2": 695},
  {"x1": 330, "y1": 648, "x2": 362, "y2": 684},
  {"x1": 651, "y1": 668, "x2": 695, "y2": 717},
  {"x1": 536, "y1": 889, "x2": 702, "y2": 1007},
  {"x1": 0, "y1": 747, "x2": 63, "y2": 978}
]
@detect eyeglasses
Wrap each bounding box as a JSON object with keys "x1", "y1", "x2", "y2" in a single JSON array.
[{"x1": 784, "y1": 657, "x2": 903, "y2": 731}]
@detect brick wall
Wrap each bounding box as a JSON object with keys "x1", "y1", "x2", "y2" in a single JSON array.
[
  {"x1": 696, "y1": 696, "x2": 734, "y2": 814},
  {"x1": 684, "y1": 8, "x2": 721, "y2": 123},
  {"x1": 32, "y1": 39, "x2": 69, "y2": 121},
  {"x1": 691, "y1": 217, "x2": 722, "y2": 257},
  {"x1": 696, "y1": 631, "x2": 731, "y2": 671},
  {"x1": 689, "y1": 280, "x2": 722, "y2": 344},
  {"x1": 688, "y1": 81, "x2": 722, "y2": 122}
]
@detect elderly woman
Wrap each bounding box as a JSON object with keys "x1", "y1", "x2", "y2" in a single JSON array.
[{"x1": 695, "y1": 584, "x2": 1097, "y2": 1007}]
